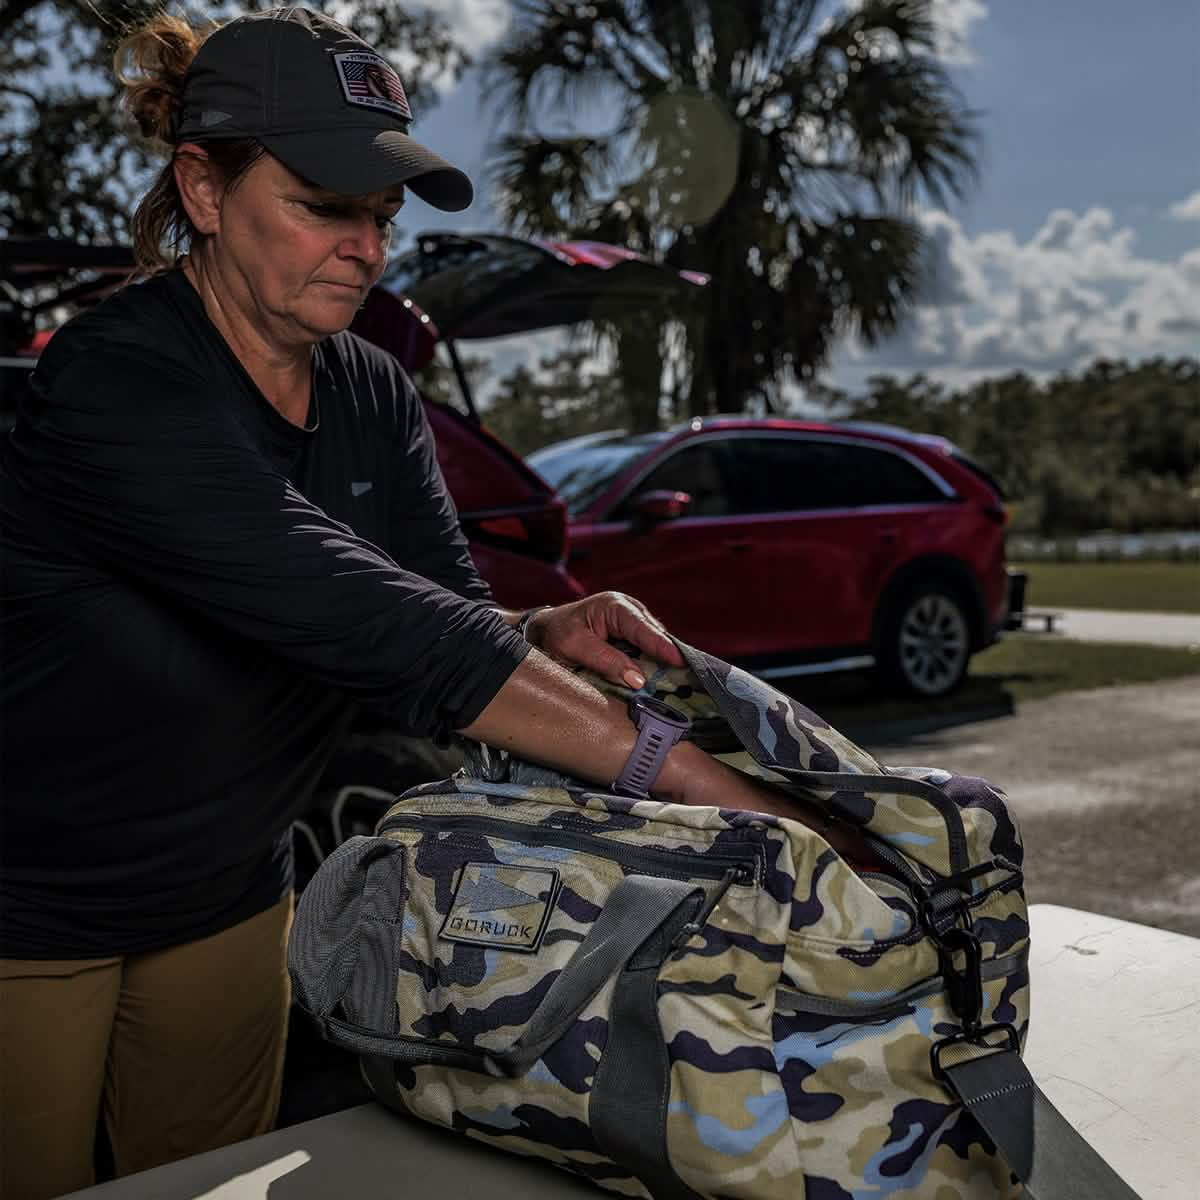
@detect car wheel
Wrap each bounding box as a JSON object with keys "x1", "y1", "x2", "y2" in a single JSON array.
[{"x1": 879, "y1": 584, "x2": 972, "y2": 698}]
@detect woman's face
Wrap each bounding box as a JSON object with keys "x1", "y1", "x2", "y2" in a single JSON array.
[{"x1": 201, "y1": 152, "x2": 405, "y2": 346}]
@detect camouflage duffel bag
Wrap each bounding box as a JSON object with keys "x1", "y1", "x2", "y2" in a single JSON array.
[{"x1": 288, "y1": 642, "x2": 1125, "y2": 1199}]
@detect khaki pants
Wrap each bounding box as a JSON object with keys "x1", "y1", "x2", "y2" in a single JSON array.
[{"x1": 0, "y1": 894, "x2": 293, "y2": 1200}]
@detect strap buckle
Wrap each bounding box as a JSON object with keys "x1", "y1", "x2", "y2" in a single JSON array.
[
  {"x1": 931, "y1": 1021, "x2": 1021, "y2": 1085},
  {"x1": 915, "y1": 861, "x2": 1023, "y2": 1090},
  {"x1": 937, "y1": 924, "x2": 984, "y2": 1029}
]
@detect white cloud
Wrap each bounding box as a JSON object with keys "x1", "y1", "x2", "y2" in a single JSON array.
[
  {"x1": 427, "y1": 0, "x2": 512, "y2": 58},
  {"x1": 1168, "y1": 190, "x2": 1200, "y2": 222},
  {"x1": 837, "y1": 205, "x2": 1200, "y2": 384},
  {"x1": 846, "y1": 0, "x2": 989, "y2": 66},
  {"x1": 928, "y1": 0, "x2": 990, "y2": 66},
  {"x1": 840, "y1": 0, "x2": 988, "y2": 65},
  {"x1": 918, "y1": 210, "x2": 991, "y2": 305},
  {"x1": 330, "y1": 0, "x2": 512, "y2": 92}
]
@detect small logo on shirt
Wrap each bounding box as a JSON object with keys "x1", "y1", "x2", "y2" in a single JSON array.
[
  {"x1": 440, "y1": 863, "x2": 558, "y2": 953},
  {"x1": 350, "y1": 481, "x2": 373, "y2": 497}
]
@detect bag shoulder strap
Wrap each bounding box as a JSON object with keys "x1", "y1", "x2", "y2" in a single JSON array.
[{"x1": 941, "y1": 1048, "x2": 1142, "y2": 1199}]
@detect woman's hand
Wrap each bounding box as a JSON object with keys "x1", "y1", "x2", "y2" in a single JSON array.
[{"x1": 524, "y1": 592, "x2": 684, "y2": 689}]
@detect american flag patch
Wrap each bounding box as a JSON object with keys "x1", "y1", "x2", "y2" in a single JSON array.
[{"x1": 333, "y1": 52, "x2": 412, "y2": 121}]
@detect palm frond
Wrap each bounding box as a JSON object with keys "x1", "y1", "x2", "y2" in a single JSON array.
[
  {"x1": 802, "y1": 214, "x2": 925, "y2": 345},
  {"x1": 482, "y1": 0, "x2": 668, "y2": 126},
  {"x1": 488, "y1": 133, "x2": 610, "y2": 235},
  {"x1": 774, "y1": 0, "x2": 979, "y2": 208}
]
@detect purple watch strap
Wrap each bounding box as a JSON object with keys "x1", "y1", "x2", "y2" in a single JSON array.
[{"x1": 613, "y1": 700, "x2": 690, "y2": 798}]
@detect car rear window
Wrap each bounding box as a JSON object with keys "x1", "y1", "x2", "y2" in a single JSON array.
[{"x1": 529, "y1": 433, "x2": 670, "y2": 516}]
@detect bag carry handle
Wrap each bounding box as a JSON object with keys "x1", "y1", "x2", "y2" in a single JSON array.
[
  {"x1": 291, "y1": 849, "x2": 703, "y2": 1079},
  {"x1": 940, "y1": 1047, "x2": 1142, "y2": 1200},
  {"x1": 483, "y1": 873, "x2": 703, "y2": 1077}
]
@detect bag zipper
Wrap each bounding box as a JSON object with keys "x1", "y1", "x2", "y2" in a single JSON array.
[
  {"x1": 864, "y1": 836, "x2": 1023, "y2": 927},
  {"x1": 775, "y1": 945, "x2": 1028, "y2": 1018},
  {"x1": 378, "y1": 810, "x2": 761, "y2": 886}
]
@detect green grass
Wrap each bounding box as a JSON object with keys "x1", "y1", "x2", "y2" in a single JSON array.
[
  {"x1": 969, "y1": 636, "x2": 1200, "y2": 701},
  {"x1": 786, "y1": 636, "x2": 1200, "y2": 729},
  {"x1": 1013, "y1": 561, "x2": 1200, "y2": 615}
]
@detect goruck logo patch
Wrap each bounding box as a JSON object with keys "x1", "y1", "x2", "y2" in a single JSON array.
[
  {"x1": 333, "y1": 51, "x2": 412, "y2": 121},
  {"x1": 440, "y1": 863, "x2": 558, "y2": 953}
]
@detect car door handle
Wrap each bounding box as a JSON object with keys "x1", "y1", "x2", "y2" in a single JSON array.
[
  {"x1": 877, "y1": 528, "x2": 898, "y2": 544},
  {"x1": 723, "y1": 539, "x2": 753, "y2": 552}
]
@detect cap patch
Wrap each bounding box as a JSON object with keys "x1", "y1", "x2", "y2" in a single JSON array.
[
  {"x1": 333, "y1": 51, "x2": 412, "y2": 121},
  {"x1": 440, "y1": 863, "x2": 558, "y2": 953}
]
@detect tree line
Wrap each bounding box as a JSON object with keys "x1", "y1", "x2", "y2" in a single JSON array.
[{"x1": 465, "y1": 350, "x2": 1199, "y2": 538}]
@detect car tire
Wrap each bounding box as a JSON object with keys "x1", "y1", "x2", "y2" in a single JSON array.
[{"x1": 877, "y1": 583, "x2": 972, "y2": 699}]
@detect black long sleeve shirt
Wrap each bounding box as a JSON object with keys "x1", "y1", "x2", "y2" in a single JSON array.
[{"x1": 0, "y1": 270, "x2": 528, "y2": 958}]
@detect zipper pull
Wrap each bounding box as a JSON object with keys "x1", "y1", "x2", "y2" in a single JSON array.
[{"x1": 669, "y1": 864, "x2": 752, "y2": 954}]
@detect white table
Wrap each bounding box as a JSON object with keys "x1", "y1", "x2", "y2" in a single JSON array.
[
  {"x1": 1021, "y1": 904, "x2": 1200, "y2": 1199},
  {"x1": 65, "y1": 905, "x2": 1199, "y2": 1199}
]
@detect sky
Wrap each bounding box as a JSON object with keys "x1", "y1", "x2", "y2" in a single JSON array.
[{"x1": 389, "y1": 0, "x2": 1200, "y2": 398}]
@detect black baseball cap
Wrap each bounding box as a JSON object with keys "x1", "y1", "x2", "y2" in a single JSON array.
[{"x1": 177, "y1": 6, "x2": 472, "y2": 211}]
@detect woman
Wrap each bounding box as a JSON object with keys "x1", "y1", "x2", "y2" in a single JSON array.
[{"x1": 0, "y1": 9, "x2": 832, "y2": 1197}]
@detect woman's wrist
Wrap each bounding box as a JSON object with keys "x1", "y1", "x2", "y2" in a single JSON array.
[
  {"x1": 515, "y1": 605, "x2": 551, "y2": 647},
  {"x1": 649, "y1": 739, "x2": 720, "y2": 805}
]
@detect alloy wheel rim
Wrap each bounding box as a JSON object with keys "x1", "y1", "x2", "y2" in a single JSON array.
[{"x1": 898, "y1": 593, "x2": 969, "y2": 695}]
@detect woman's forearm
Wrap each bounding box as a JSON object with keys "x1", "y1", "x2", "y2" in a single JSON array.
[
  {"x1": 458, "y1": 650, "x2": 642, "y2": 785},
  {"x1": 461, "y1": 652, "x2": 799, "y2": 814},
  {"x1": 459, "y1": 650, "x2": 879, "y2": 867}
]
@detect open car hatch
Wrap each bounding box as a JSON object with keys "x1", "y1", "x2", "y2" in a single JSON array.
[
  {"x1": 380, "y1": 233, "x2": 708, "y2": 340},
  {"x1": 375, "y1": 233, "x2": 709, "y2": 420}
]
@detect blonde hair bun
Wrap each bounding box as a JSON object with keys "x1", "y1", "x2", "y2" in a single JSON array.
[{"x1": 115, "y1": 14, "x2": 216, "y2": 150}]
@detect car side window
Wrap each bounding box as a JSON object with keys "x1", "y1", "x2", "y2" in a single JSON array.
[
  {"x1": 611, "y1": 442, "x2": 736, "y2": 519},
  {"x1": 738, "y1": 438, "x2": 946, "y2": 511},
  {"x1": 843, "y1": 444, "x2": 947, "y2": 504}
]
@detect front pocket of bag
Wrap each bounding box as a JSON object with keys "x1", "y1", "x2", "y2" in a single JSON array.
[{"x1": 378, "y1": 807, "x2": 762, "y2": 1059}]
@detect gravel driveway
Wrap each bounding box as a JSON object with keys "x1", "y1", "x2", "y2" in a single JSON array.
[{"x1": 858, "y1": 674, "x2": 1200, "y2": 938}]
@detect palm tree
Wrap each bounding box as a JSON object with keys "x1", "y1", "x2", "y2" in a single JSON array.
[{"x1": 485, "y1": 0, "x2": 979, "y2": 422}]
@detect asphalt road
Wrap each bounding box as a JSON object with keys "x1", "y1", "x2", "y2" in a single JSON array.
[{"x1": 858, "y1": 673, "x2": 1200, "y2": 939}]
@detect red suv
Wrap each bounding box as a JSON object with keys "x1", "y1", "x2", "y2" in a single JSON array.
[{"x1": 529, "y1": 418, "x2": 1019, "y2": 697}]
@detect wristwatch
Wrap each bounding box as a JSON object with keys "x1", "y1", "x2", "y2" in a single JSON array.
[
  {"x1": 516, "y1": 605, "x2": 551, "y2": 645},
  {"x1": 612, "y1": 695, "x2": 692, "y2": 799}
]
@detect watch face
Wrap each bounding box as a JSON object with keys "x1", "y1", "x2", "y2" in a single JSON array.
[{"x1": 634, "y1": 695, "x2": 692, "y2": 731}]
